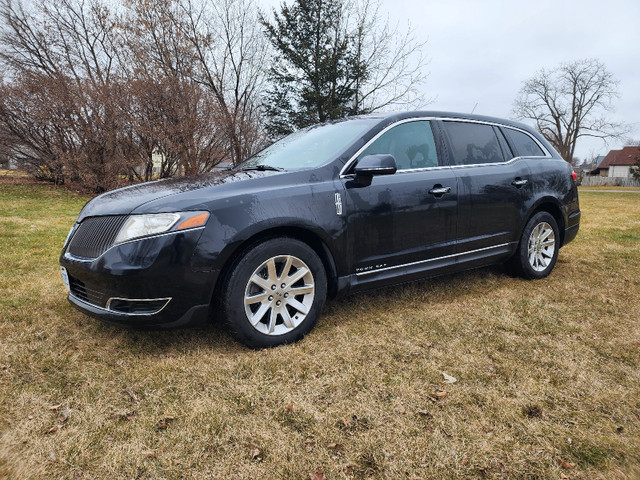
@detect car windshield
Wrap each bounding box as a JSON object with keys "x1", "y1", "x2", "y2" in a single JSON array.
[{"x1": 238, "y1": 119, "x2": 378, "y2": 171}]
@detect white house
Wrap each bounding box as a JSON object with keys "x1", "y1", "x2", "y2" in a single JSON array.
[{"x1": 590, "y1": 146, "x2": 639, "y2": 178}]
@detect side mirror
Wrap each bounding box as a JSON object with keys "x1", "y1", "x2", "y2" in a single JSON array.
[{"x1": 353, "y1": 154, "x2": 397, "y2": 181}]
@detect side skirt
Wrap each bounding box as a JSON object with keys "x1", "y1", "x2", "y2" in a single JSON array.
[{"x1": 336, "y1": 242, "x2": 517, "y2": 296}]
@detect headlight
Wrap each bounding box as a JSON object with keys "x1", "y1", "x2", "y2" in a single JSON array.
[{"x1": 114, "y1": 211, "x2": 209, "y2": 245}]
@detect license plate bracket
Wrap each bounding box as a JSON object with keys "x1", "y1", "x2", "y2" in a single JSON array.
[{"x1": 60, "y1": 266, "x2": 70, "y2": 293}]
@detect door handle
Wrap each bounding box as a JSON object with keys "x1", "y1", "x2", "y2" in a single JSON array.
[
  {"x1": 428, "y1": 186, "x2": 451, "y2": 196},
  {"x1": 512, "y1": 178, "x2": 528, "y2": 187}
]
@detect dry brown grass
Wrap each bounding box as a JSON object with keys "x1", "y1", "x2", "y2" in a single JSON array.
[
  {"x1": 0, "y1": 169, "x2": 33, "y2": 185},
  {"x1": 578, "y1": 185, "x2": 640, "y2": 191},
  {"x1": 1, "y1": 184, "x2": 639, "y2": 479}
]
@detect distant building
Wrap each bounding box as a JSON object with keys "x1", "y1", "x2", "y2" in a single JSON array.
[
  {"x1": 0, "y1": 155, "x2": 19, "y2": 170},
  {"x1": 590, "y1": 146, "x2": 639, "y2": 178},
  {"x1": 580, "y1": 155, "x2": 603, "y2": 176},
  {"x1": 593, "y1": 155, "x2": 605, "y2": 169},
  {"x1": 151, "y1": 150, "x2": 164, "y2": 176}
]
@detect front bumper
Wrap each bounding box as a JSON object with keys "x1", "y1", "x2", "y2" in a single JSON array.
[
  {"x1": 67, "y1": 293, "x2": 210, "y2": 328},
  {"x1": 60, "y1": 228, "x2": 216, "y2": 328}
]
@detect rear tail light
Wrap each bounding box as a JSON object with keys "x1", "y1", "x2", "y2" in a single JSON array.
[{"x1": 571, "y1": 170, "x2": 577, "y2": 181}]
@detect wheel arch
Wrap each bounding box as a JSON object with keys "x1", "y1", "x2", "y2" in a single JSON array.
[
  {"x1": 211, "y1": 226, "x2": 339, "y2": 321},
  {"x1": 522, "y1": 198, "x2": 566, "y2": 247}
]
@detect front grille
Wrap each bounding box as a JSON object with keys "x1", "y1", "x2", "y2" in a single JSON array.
[
  {"x1": 67, "y1": 215, "x2": 127, "y2": 259},
  {"x1": 68, "y1": 275, "x2": 109, "y2": 308}
]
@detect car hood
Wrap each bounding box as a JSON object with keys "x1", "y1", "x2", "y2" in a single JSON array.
[{"x1": 77, "y1": 169, "x2": 274, "y2": 221}]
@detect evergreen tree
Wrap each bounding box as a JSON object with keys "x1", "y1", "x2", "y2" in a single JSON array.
[{"x1": 261, "y1": 0, "x2": 366, "y2": 136}]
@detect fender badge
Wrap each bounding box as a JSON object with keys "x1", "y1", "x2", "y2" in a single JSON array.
[{"x1": 335, "y1": 192, "x2": 343, "y2": 216}]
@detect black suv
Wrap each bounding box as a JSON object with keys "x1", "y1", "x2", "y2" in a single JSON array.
[{"x1": 60, "y1": 111, "x2": 580, "y2": 348}]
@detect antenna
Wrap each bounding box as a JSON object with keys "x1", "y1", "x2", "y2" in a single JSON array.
[{"x1": 470, "y1": 102, "x2": 478, "y2": 114}]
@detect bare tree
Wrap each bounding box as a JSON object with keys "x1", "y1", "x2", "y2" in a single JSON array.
[
  {"x1": 174, "y1": 0, "x2": 268, "y2": 165},
  {"x1": 121, "y1": 0, "x2": 229, "y2": 178},
  {"x1": 0, "y1": 110, "x2": 13, "y2": 168},
  {"x1": 347, "y1": 0, "x2": 428, "y2": 114},
  {"x1": 513, "y1": 59, "x2": 628, "y2": 162},
  {"x1": 0, "y1": 0, "x2": 267, "y2": 190},
  {"x1": 260, "y1": 0, "x2": 428, "y2": 135},
  {"x1": 0, "y1": 0, "x2": 135, "y2": 190}
]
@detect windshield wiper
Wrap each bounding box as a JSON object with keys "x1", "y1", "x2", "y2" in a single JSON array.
[{"x1": 240, "y1": 164, "x2": 285, "y2": 172}]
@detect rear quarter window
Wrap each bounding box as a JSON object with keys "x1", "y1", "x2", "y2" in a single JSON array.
[{"x1": 503, "y1": 128, "x2": 546, "y2": 157}]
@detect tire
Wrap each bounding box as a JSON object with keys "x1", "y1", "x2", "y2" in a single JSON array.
[
  {"x1": 221, "y1": 237, "x2": 327, "y2": 348},
  {"x1": 506, "y1": 211, "x2": 560, "y2": 280}
]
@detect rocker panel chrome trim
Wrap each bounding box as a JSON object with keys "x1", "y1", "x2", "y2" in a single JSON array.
[{"x1": 355, "y1": 243, "x2": 510, "y2": 276}]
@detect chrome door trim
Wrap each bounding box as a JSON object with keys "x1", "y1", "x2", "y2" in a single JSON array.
[
  {"x1": 354, "y1": 243, "x2": 510, "y2": 276},
  {"x1": 339, "y1": 117, "x2": 551, "y2": 178}
]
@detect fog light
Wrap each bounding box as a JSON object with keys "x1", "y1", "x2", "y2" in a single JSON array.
[{"x1": 107, "y1": 297, "x2": 171, "y2": 315}]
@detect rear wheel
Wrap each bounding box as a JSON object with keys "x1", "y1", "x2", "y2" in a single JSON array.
[
  {"x1": 506, "y1": 211, "x2": 559, "y2": 279},
  {"x1": 221, "y1": 238, "x2": 327, "y2": 348}
]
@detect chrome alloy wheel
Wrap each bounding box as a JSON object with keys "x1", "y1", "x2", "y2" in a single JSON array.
[
  {"x1": 527, "y1": 222, "x2": 556, "y2": 272},
  {"x1": 244, "y1": 255, "x2": 315, "y2": 335}
]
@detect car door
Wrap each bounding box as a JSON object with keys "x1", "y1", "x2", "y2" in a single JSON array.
[
  {"x1": 341, "y1": 120, "x2": 458, "y2": 282},
  {"x1": 439, "y1": 120, "x2": 531, "y2": 255}
]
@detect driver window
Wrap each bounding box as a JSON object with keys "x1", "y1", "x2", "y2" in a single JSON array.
[{"x1": 357, "y1": 121, "x2": 438, "y2": 170}]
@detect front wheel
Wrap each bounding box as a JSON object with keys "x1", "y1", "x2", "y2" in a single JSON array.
[
  {"x1": 506, "y1": 211, "x2": 560, "y2": 280},
  {"x1": 221, "y1": 238, "x2": 327, "y2": 348}
]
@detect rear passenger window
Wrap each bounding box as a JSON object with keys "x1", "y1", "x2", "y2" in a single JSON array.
[
  {"x1": 357, "y1": 121, "x2": 439, "y2": 170},
  {"x1": 442, "y1": 121, "x2": 505, "y2": 165},
  {"x1": 503, "y1": 128, "x2": 546, "y2": 157}
]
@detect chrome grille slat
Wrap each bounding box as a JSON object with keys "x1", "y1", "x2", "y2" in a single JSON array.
[{"x1": 67, "y1": 215, "x2": 127, "y2": 259}]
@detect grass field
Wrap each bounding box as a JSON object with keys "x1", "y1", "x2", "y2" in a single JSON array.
[
  {"x1": 1, "y1": 180, "x2": 639, "y2": 479},
  {"x1": 578, "y1": 185, "x2": 640, "y2": 191}
]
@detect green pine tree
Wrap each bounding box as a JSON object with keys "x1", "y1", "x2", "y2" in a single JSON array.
[{"x1": 261, "y1": 0, "x2": 368, "y2": 136}]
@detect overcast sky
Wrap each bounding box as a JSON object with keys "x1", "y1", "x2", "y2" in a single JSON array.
[{"x1": 259, "y1": 0, "x2": 640, "y2": 161}]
